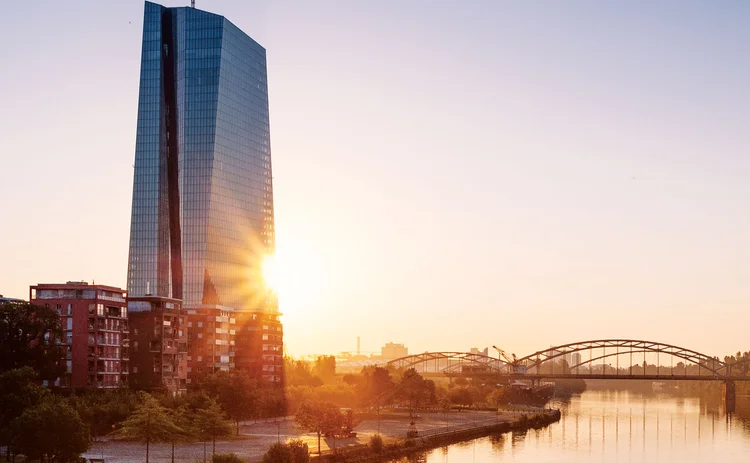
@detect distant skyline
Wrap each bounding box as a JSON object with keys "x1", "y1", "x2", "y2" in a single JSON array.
[{"x1": 2, "y1": 1, "x2": 750, "y2": 358}]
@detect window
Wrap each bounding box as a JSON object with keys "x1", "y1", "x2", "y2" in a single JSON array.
[
  {"x1": 133, "y1": 366, "x2": 138, "y2": 373},
  {"x1": 66, "y1": 318, "x2": 73, "y2": 330}
]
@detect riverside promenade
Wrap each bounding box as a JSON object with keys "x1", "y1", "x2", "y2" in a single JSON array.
[{"x1": 84, "y1": 408, "x2": 559, "y2": 462}]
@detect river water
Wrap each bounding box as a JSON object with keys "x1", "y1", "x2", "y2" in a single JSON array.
[{"x1": 418, "y1": 390, "x2": 750, "y2": 462}]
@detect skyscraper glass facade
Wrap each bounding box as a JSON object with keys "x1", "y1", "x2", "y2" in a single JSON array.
[{"x1": 128, "y1": 2, "x2": 275, "y2": 313}]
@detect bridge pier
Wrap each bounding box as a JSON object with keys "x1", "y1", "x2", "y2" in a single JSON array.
[{"x1": 723, "y1": 380, "x2": 736, "y2": 414}]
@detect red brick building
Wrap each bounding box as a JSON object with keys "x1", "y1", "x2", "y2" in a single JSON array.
[
  {"x1": 234, "y1": 311, "x2": 283, "y2": 383},
  {"x1": 184, "y1": 307, "x2": 283, "y2": 386},
  {"x1": 184, "y1": 305, "x2": 236, "y2": 385},
  {"x1": 127, "y1": 296, "x2": 187, "y2": 394},
  {"x1": 30, "y1": 282, "x2": 129, "y2": 389}
]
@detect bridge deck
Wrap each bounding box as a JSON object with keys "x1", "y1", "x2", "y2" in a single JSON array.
[{"x1": 504, "y1": 373, "x2": 750, "y2": 381}]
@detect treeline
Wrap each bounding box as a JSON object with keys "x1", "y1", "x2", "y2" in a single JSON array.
[{"x1": 287, "y1": 361, "x2": 553, "y2": 414}]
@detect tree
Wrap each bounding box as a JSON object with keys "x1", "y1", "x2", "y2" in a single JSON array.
[
  {"x1": 486, "y1": 388, "x2": 506, "y2": 407},
  {"x1": 0, "y1": 301, "x2": 65, "y2": 381},
  {"x1": 167, "y1": 405, "x2": 195, "y2": 463},
  {"x1": 397, "y1": 369, "x2": 434, "y2": 418},
  {"x1": 118, "y1": 392, "x2": 185, "y2": 463},
  {"x1": 363, "y1": 366, "x2": 395, "y2": 405},
  {"x1": 258, "y1": 385, "x2": 287, "y2": 418},
  {"x1": 360, "y1": 366, "x2": 395, "y2": 434},
  {"x1": 285, "y1": 385, "x2": 315, "y2": 415},
  {"x1": 204, "y1": 370, "x2": 259, "y2": 435},
  {"x1": 11, "y1": 396, "x2": 90, "y2": 462},
  {"x1": 196, "y1": 398, "x2": 233, "y2": 459},
  {"x1": 312, "y1": 383, "x2": 357, "y2": 408},
  {"x1": 70, "y1": 389, "x2": 140, "y2": 440},
  {"x1": 313, "y1": 356, "x2": 336, "y2": 383},
  {"x1": 0, "y1": 367, "x2": 49, "y2": 459},
  {"x1": 449, "y1": 387, "x2": 474, "y2": 409},
  {"x1": 284, "y1": 358, "x2": 323, "y2": 387},
  {"x1": 295, "y1": 402, "x2": 342, "y2": 455}
]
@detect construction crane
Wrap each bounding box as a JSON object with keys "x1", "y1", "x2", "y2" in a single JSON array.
[{"x1": 493, "y1": 345, "x2": 526, "y2": 374}]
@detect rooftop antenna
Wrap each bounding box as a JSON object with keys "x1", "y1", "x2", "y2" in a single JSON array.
[{"x1": 191, "y1": 0, "x2": 195, "y2": 8}]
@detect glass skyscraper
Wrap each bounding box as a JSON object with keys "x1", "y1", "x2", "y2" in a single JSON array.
[
  {"x1": 128, "y1": 1, "x2": 275, "y2": 313},
  {"x1": 127, "y1": 2, "x2": 283, "y2": 383}
]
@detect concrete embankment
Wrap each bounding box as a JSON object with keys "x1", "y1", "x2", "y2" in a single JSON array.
[{"x1": 312, "y1": 409, "x2": 562, "y2": 463}]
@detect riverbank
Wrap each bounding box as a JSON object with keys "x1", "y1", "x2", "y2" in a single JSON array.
[{"x1": 310, "y1": 409, "x2": 562, "y2": 463}]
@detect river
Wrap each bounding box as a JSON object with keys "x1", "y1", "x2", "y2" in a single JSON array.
[{"x1": 414, "y1": 390, "x2": 750, "y2": 462}]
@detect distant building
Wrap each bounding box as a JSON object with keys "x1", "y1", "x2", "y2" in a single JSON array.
[
  {"x1": 128, "y1": 296, "x2": 187, "y2": 394},
  {"x1": 0, "y1": 294, "x2": 25, "y2": 303},
  {"x1": 381, "y1": 342, "x2": 408, "y2": 360},
  {"x1": 571, "y1": 352, "x2": 582, "y2": 367},
  {"x1": 470, "y1": 347, "x2": 489, "y2": 356},
  {"x1": 30, "y1": 282, "x2": 129, "y2": 389}
]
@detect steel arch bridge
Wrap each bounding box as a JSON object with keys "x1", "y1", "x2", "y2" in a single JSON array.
[
  {"x1": 387, "y1": 351, "x2": 506, "y2": 375},
  {"x1": 385, "y1": 339, "x2": 750, "y2": 381}
]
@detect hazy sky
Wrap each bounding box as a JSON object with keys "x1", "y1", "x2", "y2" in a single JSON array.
[{"x1": 2, "y1": 1, "x2": 749, "y2": 359}]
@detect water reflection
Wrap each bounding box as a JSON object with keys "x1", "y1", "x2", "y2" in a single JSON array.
[{"x1": 409, "y1": 390, "x2": 750, "y2": 462}]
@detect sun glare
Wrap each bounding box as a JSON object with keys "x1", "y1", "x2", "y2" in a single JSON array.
[{"x1": 262, "y1": 254, "x2": 279, "y2": 292}]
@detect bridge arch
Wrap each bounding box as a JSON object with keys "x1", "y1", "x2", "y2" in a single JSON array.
[
  {"x1": 386, "y1": 352, "x2": 506, "y2": 374},
  {"x1": 517, "y1": 339, "x2": 726, "y2": 377}
]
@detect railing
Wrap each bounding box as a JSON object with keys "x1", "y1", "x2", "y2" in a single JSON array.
[
  {"x1": 415, "y1": 408, "x2": 553, "y2": 439},
  {"x1": 416, "y1": 416, "x2": 507, "y2": 439}
]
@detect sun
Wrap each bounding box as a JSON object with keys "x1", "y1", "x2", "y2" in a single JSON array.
[{"x1": 261, "y1": 254, "x2": 279, "y2": 292}]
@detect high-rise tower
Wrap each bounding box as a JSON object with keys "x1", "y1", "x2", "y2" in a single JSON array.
[{"x1": 127, "y1": 2, "x2": 282, "y2": 385}]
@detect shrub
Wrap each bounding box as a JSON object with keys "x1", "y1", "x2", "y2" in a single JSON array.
[
  {"x1": 370, "y1": 434, "x2": 384, "y2": 454},
  {"x1": 262, "y1": 443, "x2": 289, "y2": 463},
  {"x1": 385, "y1": 442, "x2": 401, "y2": 452},
  {"x1": 213, "y1": 453, "x2": 247, "y2": 463},
  {"x1": 287, "y1": 439, "x2": 310, "y2": 463},
  {"x1": 262, "y1": 440, "x2": 309, "y2": 463}
]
